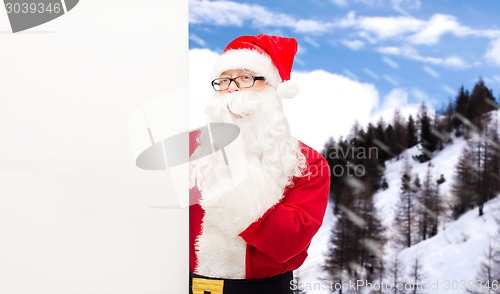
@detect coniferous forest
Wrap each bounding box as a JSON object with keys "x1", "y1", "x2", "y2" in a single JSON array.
[{"x1": 319, "y1": 78, "x2": 500, "y2": 294}]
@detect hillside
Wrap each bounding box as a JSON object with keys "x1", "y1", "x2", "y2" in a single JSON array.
[{"x1": 296, "y1": 109, "x2": 500, "y2": 294}]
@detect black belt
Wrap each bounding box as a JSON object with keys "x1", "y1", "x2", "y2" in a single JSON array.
[{"x1": 189, "y1": 271, "x2": 293, "y2": 294}]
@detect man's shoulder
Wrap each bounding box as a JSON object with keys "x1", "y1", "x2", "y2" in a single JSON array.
[
  {"x1": 298, "y1": 140, "x2": 327, "y2": 165},
  {"x1": 284, "y1": 140, "x2": 330, "y2": 194}
]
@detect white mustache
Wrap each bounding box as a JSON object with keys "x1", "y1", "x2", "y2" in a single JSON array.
[{"x1": 225, "y1": 91, "x2": 260, "y2": 117}]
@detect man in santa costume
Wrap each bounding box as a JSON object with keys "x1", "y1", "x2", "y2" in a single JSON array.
[{"x1": 189, "y1": 34, "x2": 330, "y2": 294}]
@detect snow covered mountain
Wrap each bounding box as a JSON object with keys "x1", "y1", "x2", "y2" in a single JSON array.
[{"x1": 296, "y1": 110, "x2": 500, "y2": 294}]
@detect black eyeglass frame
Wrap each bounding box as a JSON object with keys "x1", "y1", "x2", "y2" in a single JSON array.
[{"x1": 211, "y1": 76, "x2": 266, "y2": 91}]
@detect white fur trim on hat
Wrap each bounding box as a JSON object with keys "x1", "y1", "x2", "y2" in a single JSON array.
[
  {"x1": 277, "y1": 79, "x2": 300, "y2": 98},
  {"x1": 212, "y1": 49, "x2": 281, "y2": 88}
]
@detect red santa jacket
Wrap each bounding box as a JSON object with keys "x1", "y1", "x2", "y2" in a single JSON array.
[{"x1": 189, "y1": 141, "x2": 330, "y2": 279}]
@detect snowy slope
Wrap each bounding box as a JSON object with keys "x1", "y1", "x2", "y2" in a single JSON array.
[
  {"x1": 398, "y1": 197, "x2": 500, "y2": 294},
  {"x1": 295, "y1": 109, "x2": 500, "y2": 293},
  {"x1": 374, "y1": 136, "x2": 468, "y2": 228}
]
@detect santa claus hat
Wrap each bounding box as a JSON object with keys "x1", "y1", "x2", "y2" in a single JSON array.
[{"x1": 211, "y1": 34, "x2": 300, "y2": 99}]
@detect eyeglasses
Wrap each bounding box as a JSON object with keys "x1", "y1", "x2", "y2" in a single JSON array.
[{"x1": 211, "y1": 75, "x2": 265, "y2": 91}]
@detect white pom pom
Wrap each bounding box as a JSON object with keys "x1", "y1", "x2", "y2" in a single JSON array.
[{"x1": 277, "y1": 80, "x2": 300, "y2": 99}]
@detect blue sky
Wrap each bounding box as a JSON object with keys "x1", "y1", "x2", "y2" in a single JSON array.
[{"x1": 189, "y1": 0, "x2": 500, "y2": 109}]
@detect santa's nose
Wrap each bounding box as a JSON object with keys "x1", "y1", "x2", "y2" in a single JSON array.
[{"x1": 226, "y1": 80, "x2": 239, "y2": 92}]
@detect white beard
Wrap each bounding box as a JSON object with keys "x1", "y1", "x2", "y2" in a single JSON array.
[
  {"x1": 199, "y1": 86, "x2": 304, "y2": 186},
  {"x1": 190, "y1": 86, "x2": 306, "y2": 279}
]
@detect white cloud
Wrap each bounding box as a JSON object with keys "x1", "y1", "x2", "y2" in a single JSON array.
[
  {"x1": 189, "y1": 0, "x2": 247, "y2": 26},
  {"x1": 189, "y1": 2, "x2": 500, "y2": 70},
  {"x1": 369, "y1": 88, "x2": 420, "y2": 123},
  {"x1": 189, "y1": 3, "x2": 500, "y2": 72},
  {"x1": 410, "y1": 87, "x2": 431, "y2": 102},
  {"x1": 342, "y1": 39, "x2": 365, "y2": 50},
  {"x1": 408, "y1": 14, "x2": 500, "y2": 45},
  {"x1": 377, "y1": 46, "x2": 401, "y2": 55},
  {"x1": 377, "y1": 46, "x2": 469, "y2": 68},
  {"x1": 485, "y1": 38, "x2": 500, "y2": 67},
  {"x1": 438, "y1": 56, "x2": 468, "y2": 68},
  {"x1": 189, "y1": 0, "x2": 335, "y2": 34},
  {"x1": 379, "y1": 88, "x2": 408, "y2": 110},
  {"x1": 189, "y1": 2, "x2": 500, "y2": 46},
  {"x1": 336, "y1": 11, "x2": 359, "y2": 29},
  {"x1": 293, "y1": 19, "x2": 334, "y2": 34},
  {"x1": 189, "y1": 49, "x2": 380, "y2": 150},
  {"x1": 339, "y1": 12, "x2": 500, "y2": 48},
  {"x1": 284, "y1": 70, "x2": 379, "y2": 148},
  {"x1": 408, "y1": 14, "x2": 472, "y2": 45},
  {"x1": 356, "y1": 15, "x2": 425, "y2": 40}
]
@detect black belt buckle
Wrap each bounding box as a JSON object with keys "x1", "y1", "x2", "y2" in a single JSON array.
[{"x1": 191, "y1": 277, "x2": 224, "y2": 294}]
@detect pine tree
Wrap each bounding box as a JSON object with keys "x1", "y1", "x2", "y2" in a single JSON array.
[
  {"x1": 417, "y1": 103, "x2": 438, "y2": 162},
  {"x1": 453, "y1": 85, "x2": 470, "y2": 136},
  {"x1": 357, "y1": 186, "x2": 386, "y2": 282},
  {"x1": 466, "y1": 111, "x2": 500, "y2": 217},
  {"x1": 482, "y1": 120, "x2": 500, "y2": 206},
  {"x1": 370, "y1": 257, "x2": 385, "y2": 294},
  {"x1": 434, "y1": 109, "x2": 450, "y2": 150},
  {"x1": 385, "y1": 124, "x2": 395, "y2": 159},
  {"x1": 324, "y1": 208, "x2": 349, "y2": 294},
  {"x1": 375, "y1": 118, "x2": 391, "y2": 164},
  {"x1": 324, "y1": 201, "x2": 365, "y2": 293},
  {"x1": 363, "y1": 122, "x2": 385, "y2": 176},
  {"x1": 417, "y1": 162, "x2": 443, "y2": 240},
  {"x1": 469, "y1": 239, "x2": 500, "y2": 294},
  {"x1": 325, "y1": 185, "x2": 386, "y2": 293},
  {"x1": 363, "y1": 123, "x2": 377, "y2": 153},
  {"x1": 326, "y1": 137, "x2": 351, "y2": 211},
  {"x1": 471, "y1": 135, "x2": 488, "y2": 217},
  {"x1": 442, "y1": 99, "x2": 455, "y2": 135},
  {"x1": 490, "y1": 126, "x2": 500, "y2": 195},
  {"x1": 392, "y1": 109, "x2": 408, "y2": 159},
  {"x1": 407, "y1": 115, "x2": 418, "y2": 149},
  {"x1": 385, "y1": 249, "x2": 406, "y2": 294},
  {"x1": 395, "y1": 157, "x2": 419, "y2": 247},
  {"x1": 360, "y1": 150, "x2": 383, "y2": 193},
  {"x1": 451, "y1": 147, "x2": 477, "y2": 219},
  {"x1": 467, "y1": 78, "x2": 497, "y2": 134},
  {"x1": 406, "y1": 256, "x2": 427, "y2": 294}
]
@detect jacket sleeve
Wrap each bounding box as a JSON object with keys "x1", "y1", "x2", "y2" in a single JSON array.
[{"x1": 238, "y1": 152, "x2": 330, "y2": 264}]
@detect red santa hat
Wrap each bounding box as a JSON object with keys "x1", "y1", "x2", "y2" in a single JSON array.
[{"x1": 211, "y1": 34, "x2": 300, "y2": 99}]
